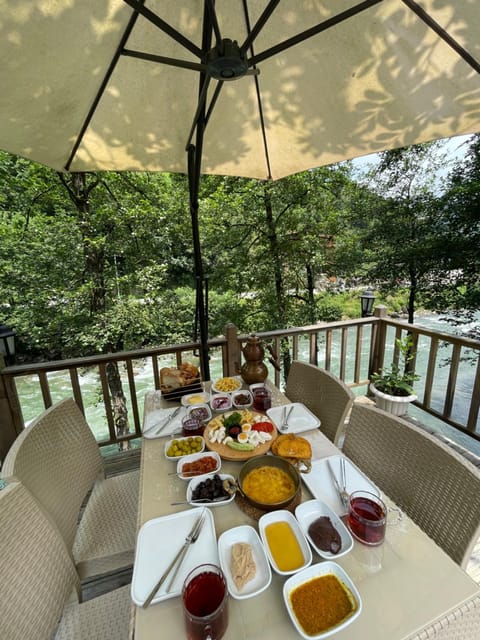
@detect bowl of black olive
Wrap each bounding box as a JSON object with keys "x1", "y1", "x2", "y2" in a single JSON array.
[
  {"x1": 186, "y1": 473, "x2": 237, "y2": 507},
  {"x1": 232, "y1": 390, "x2": 253, "y2": 409}
]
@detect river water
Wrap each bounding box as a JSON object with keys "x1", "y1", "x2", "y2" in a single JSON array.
[{"x1": 15, "y1": 313, "x2": 480, "y2": 457}]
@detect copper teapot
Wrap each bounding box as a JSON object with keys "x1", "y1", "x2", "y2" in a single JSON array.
[{"x1": 240, "y1": 334, "x2": 279, "y2": 385}]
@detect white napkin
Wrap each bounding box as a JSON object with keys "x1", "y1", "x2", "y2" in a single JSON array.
[{"x1": 143, "y1": 405, "x2": 187, "y2": 439}]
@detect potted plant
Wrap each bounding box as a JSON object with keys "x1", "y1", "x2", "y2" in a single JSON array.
[{"x1": 370, "y1": 335, "x2": 420, "y2": 416}]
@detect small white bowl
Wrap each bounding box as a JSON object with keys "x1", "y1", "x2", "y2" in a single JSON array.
[
  {"x1": 176, "y1": 451, "x2": 221, "y2": 480},
  {"x1": 232, "y1": 389, "x2": 253, "y2": 409},
  {"x1": 218, "y1": 525, "x2": 272, "y2": 599},
  {"x1": 181, "y1": 391, "x2": 210, "y2": 407},
  {"x1": 211, "y1": 376, "x2": 242, "y2": 394},
  {"x1": 186, "y1": 473, "x2": 236, "y2": 507},
  {"x1": 164, "y1": 435, "x2": 205, "y2": 460},
  {"x1": 295, "y1": 499, "x2": 353, "y2": 559},
  {"x1": 210, "y1": 393, "x2": 232, "y2": 412},
  {"x1": 283, "y1": 561, "x2": 362, "y2": 639},
  {"x1": 186, "y1": 403, "x2": 212, "y2": 422},
  {"x1": 258, "y1": 509, "x2": 312, "y2": 575}
]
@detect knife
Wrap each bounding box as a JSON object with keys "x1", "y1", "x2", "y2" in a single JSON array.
[
  {"x1": 143, "y1": 406, "x2": 181, "y2": 437},
  {"x1": 142, "y1": 509, "x2": 206, "y2": 608},
  {"x1": 326, "y1": 459, "x2": 346, "y2": 508}
]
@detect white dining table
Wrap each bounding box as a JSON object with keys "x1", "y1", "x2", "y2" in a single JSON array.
[{"x1": 131, "y1": 384, "x2": 480, "y2": 640}]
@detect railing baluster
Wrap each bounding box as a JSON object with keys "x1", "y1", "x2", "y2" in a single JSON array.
[
  {"x1": 423, "y1": 336, "x2": 438, "y2": 409},
  {"x1": 467, "y1": 357, "x2": 480, "y2": 433},
  {"x1": 125, "y1": 359, "x2": 141, "y2": 436},
  {"x1": 444, "y1": 344, "x2": 461, "y2": 419},
  {"x1": 99, "y1": 363, "x2": 116, "y2": 444}
]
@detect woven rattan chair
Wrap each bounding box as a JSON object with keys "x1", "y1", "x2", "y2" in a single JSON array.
[
  {"x1": 284, "y1": 361, "x2": 354, "y2": 445},
  {"x1": 1, "y1": 398, "x2": 139, "y2": 582},
  {"x1": 343, "y1": 403, "x2": 480, "y2": 569},
  {"x1": 0, "y1": 481, "x2": 131, "y2": 640}
]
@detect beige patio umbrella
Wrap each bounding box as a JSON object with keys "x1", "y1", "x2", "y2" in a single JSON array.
[{"x1": 1, "y1": 0, "x2": 479, "y2": 378}]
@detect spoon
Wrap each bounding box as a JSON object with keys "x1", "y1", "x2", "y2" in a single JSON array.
[{"x1": 170, "y1": 496, "x2": 232, "y2": 506}]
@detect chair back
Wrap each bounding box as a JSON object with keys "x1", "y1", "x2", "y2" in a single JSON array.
[
  {"x1": 1, "y1": 398, "x2": 104, "y2": 553},
  {"x1": 343, "y1": 403, "x2": 480, "y2": 568},
  {"x1": 0, "y1": 482, "x2": 79, "y2": 640},
  {"x1": 285, "y1": 361, "x2": 354, "y2": 445}
]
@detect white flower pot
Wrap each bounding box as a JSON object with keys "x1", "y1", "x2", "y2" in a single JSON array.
[{"x1": 369, "y1": 383, "x2": 417, "y2": 417}]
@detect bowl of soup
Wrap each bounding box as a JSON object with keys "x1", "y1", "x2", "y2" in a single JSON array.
[{"x1": 237, "y1": 455, "x2": 300, "y2": 511}]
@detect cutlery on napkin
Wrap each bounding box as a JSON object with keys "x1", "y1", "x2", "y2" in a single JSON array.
[
  {"x1": 142, "y1": 509, "x2": 206, "y2": 608},
  {"x1": 143, "y1": 406, "x2": 182, "y2": 437}
]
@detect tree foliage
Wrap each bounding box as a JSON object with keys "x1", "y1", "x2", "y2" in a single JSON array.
[{"x1": 1, "y1": 135, "x2": 480, "y2": 364}]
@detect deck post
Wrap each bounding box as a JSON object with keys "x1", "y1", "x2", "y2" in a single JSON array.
[
  {"x1": 224, "y1": 323, "x2": 241, "y2": 376},
  {"x1": 0, "y1": 357, "x2": 23, "y2": 463},
  {"x1": 370, "y1": 305, "x2": 388, "y2": 380}
]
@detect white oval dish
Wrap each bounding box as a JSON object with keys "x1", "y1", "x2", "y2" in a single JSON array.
[
  {"x1": 217, "y1": 525, "x2": 272, "y2": 600},
  {"x1": 176, "y1": 451, "x2": 221, "y2": 480},
  {"x1": 211, "y1": 376, "x2": 242, "y2": 394},
  {"x1": 283, "y1": 561, "x2": 362, "y2": 639},
  {"x1": 164, "y1": 435, "x2": 205, "y2": 460},
  {"x1": 186, "y1": 473, "x2": 236, "y2": 507},
  {"x1": 295, "y1": 499, "x2": 353, "y2": 559},
  {"x1": 181, "y1": 391, "x2": 210, "y2": 407},
  {"x1": 258, "y1": 509, "x2": 312, "y2": 575}
]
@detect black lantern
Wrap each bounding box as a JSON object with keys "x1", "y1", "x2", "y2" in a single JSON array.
[
  {"x1": 360, "y1": 288, "x2": 376, "y2": 318},
  {"x1": 0, "y1": 323, "x2": 16, "y2": 365}
]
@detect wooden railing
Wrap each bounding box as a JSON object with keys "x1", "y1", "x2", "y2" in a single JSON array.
[{"x1": 1, "y1": 310, "x2": 480, "y2": 461}]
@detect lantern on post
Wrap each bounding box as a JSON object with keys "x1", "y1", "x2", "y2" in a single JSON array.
[
  {"x1": 360, "y1": 288, "x2": 376, "y2": 318},
  {"x1": 0, "y1": 324, "x2": 16, "y2": 365}
]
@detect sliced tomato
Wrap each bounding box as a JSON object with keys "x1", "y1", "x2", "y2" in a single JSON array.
[{"x1": 252, "y1": 421, "x2": 274, "y2": 433}]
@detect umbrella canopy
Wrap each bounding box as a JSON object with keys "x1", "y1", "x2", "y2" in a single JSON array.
[{"x1": 1, "y1": 1, "x2": 479, "y2": 378}]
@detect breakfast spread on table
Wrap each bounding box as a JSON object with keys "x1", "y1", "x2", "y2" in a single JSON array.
[{"x1": 137, "y1": 380, "x2": 367, "y2": 638}]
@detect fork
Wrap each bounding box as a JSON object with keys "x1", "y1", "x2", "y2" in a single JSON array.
[{"x1": 280, "y1": 404, "x2": 294, "y2": 431}]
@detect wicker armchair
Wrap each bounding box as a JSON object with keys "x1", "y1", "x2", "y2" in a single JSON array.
[
  {"x1": 0, "y1": 481, "x2": 131, "y2": 640},
  {"x1": 1, "y1": 398, "x2": 139, "y2": 583},
  {"x1": 343, "y1": 403, "x2": 480, "y2": 569},
  {"x1": 284, "y1": 361, "x2": 354, "y2": 445}
]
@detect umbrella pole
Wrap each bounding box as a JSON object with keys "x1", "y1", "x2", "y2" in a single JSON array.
[{"x1": 188, "y1": 143, "x2": 210, "y2": 382}]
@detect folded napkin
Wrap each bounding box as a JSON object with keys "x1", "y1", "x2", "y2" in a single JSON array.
[{"x1": 143, "y1": 402, "x2": 186, "y2": 439}]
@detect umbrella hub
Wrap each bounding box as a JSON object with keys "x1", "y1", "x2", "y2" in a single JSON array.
[{"x1": 207, "y1": 39, "x2": 249, "y2": 81}]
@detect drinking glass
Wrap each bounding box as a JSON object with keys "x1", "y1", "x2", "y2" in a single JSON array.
[
  {"x1": 182, "y1": 563, "x2": 228, "y2": 640},
  {"x1": 347, "y1": 490, "x2": 402, "y2": 546}
]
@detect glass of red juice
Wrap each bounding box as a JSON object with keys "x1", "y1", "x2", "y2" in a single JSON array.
[
  {"x1": 182, "y1": 564, "x2": 228, "y2": 640},
  {"x1": 347, "y1": 490, "x2": 387, "y2": 546},
  {"x1": 252, "y1": 386, "x2": 272, "y2": 412}
]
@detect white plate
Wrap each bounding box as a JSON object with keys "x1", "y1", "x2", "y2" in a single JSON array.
[
  {"x1": 181, "y1": 391, "x2": 210, "y2": 407},
  {"x1": 258, "y1": 509, "x2": 312, "y2": 575},
  {"x1": 187, "y1": 473, "x2": 236, "y2": 507},
  {"x1": 211, "y1": 376, "x2": 242, "y2": 394},
  {"x1": 176, "y1": 451, "x2": 221, "y2": 480},
  {"x1": 295, "y1": 499, "x2": 353, "y2": 559},
  {"x1": 283, "y1": 561, "x2": 362, "y2": 639},
  {"x1": 164, "y1": 435, "x2": 205, "y2": 460},
  {"x1": 302, "y1": 455, "x2": 380, "y2": 516},
  {"x1": 217, "y1": 525, "x2": 272, "y2": 599},
  {"x1": 266, "y1": 403, "x2": 320, "y2": 434},
  {"x1": 131, "y1": 508, "x2": 217, "y2": 605},
  {"x1": 142, "y1": 405, "x2": 186, "y2": 439}
]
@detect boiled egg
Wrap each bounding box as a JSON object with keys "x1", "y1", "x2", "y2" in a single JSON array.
[
  {"x1": 237, "y1": 432, "x2": 250, "y2": 444},
  {"x1": 241, "y1": 422, "x2": 252, "y2": 432}
]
